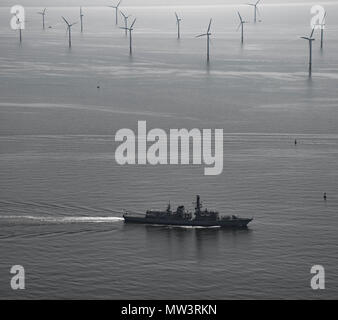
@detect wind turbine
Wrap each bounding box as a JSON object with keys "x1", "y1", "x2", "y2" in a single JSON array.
[
  {"x1": 120, "y1": 18, "x2": 136, "y2": 55},
  {"x1": 62, "y1": 16, "x2": 77, "y2": 48},
  {"x1": 301, "y1": 28, "x2": 315, "y2": 77},
  {"x1": 37, "y1": 8, "x2": 46, "y2": 30},
  {"x1": 319, "y1": 11, "x2": 327, "y2": 49},
  {"x1": 16, "y1": 16, "x2": 23, "y2": 43},
  {"x1": 120, "y1": 11, "x2": 131, "y2": 36},
  {"x1": 175, "y1": 12, "x2": 182, "y2": 39},
  {"x1": 247, "y1": 0, "x2": 261, "y2": 23},
  {"x1": 109, "y1": 0, "x2": 122, "y2": 26},
  {"x1": 237, "y1": 11, "x2": 247, "y2": 44},
  {"x1": 196, "y1": 19, "x2": 212, "y2": 62},
  {"x1": 80, "y1": 7, "x2": 84, "y2": 32}
]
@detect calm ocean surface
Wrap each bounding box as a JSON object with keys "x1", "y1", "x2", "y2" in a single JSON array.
[{"x1": 1, "y1": 3, "x2": 338, "y2": 299}]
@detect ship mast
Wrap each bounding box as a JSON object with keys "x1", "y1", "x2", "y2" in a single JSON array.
[
  {"x1": 166, "y1": 201, "x2": 172, "y2": 214},
  {"x1": 195, "y1": 195, "x2": 202, "y2": 217}
]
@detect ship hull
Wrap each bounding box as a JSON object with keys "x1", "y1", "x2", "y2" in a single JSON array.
[{"x1": 123, "y1": 216, "x2": 252, "y2": 228}]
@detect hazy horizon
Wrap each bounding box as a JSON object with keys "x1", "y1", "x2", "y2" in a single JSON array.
[{"x1": 1, "y1": 0, "x2": 337, "y2": 7}]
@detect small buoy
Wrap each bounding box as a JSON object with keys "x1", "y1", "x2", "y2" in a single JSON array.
[
  {"x1": 323, "y1": 192, "x2": 327, "y2": 200},
  {"x1": 294, "y1": 139, "x2": 297, "y2": 145},
  {"x1": 97, "y1": 85, "x2": 100, "y2": 89}
]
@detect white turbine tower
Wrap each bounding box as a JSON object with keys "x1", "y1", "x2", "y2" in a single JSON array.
[
  {"x1": 175, "y1": 12, "x2": 182, "y2": 39},
  {"x1": 301, "y1": 28, "x2": 315, "y2": 77},
  {"x1": 120, "y1": 11, "x2": 131, "y2": 36},
  {"x1": 196, "y1": 19, "x2": 212, "y2": 62},
  {"x1": 120, "y1": 18, "x2": 136, "y2": 55},
  {"x1": 109, "y1": 0, "x2": 122, "y2": 26},
  {"x1": 80, "y1": 7, "x2": 84, "y2": 32},
  {"x1": 237, "y1": 12, "x2": 247, "y2": 44},
  {"x1": 247, "y1": 0, "x2": 261, "y2": 23},
  {"x1": 62, "y1": 16, "x2": 77, "y2": 48},
  {"x1": 37, "y1": 8, "x2": 46, "y2": 30}
]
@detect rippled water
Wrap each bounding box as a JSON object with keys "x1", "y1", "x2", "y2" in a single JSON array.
[{"x1": 1, "y1": 4, "x2": 338, "y2": 299}]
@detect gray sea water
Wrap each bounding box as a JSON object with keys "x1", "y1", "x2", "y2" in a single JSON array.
[{"x1": 1, "y1": 3, "x2": 338, "y2": 299}]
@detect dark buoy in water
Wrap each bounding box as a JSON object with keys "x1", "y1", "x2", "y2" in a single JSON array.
[
  {"x1": 294, "y1": 139, "x2": 297, "y2": 145},
  {"x1": 323, "y1": 192, "x2": 327, "y2": 201}
]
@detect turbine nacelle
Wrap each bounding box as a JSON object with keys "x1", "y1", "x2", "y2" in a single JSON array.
[
  {"x1": 247, "y1": 0, "x2": 261, "y2": 7},
  {"x1": 109, "y1": 0, "x2": 122, "y2": 9},
  {"x1": 37, "y1": 8, "x2": 46, "y2": 16},
  {"x1": 120, "y1": 18, "x2": 136, "y2": 31},
  {"x1": 237, "y1": 11, "x2": 247, "y2": 29},
  {"x1": 300, "y1": 28, "x2": 315, "y2": 42},
  {"x1": 196, "y1": 18, "x2": 212, "y2": 38},
  {"x1": 120, "y1": 11, "x2": 131, "y2": 19},
  {"x1": 62, "y1": 18, "x2": 77, "y2": 28}
]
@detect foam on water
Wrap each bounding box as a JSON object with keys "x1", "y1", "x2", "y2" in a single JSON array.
[{"x1": 0, "y1": 215, "x2": 124, "y2": 223}]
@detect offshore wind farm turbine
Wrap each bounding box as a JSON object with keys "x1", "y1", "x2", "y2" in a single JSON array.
[
  {"x1": 175, "y1": 12, "x2": 182, "y2": 39},
  {"x1": 120, "y1": 11, "x2": 131, "y2": 36},
  {"x1": 301, "y1": 28, "x2": 315, "y2": 77},
  {"x1": 247, "y1": 0, "x2": 261, "y2": 23},
  {"x1": 62, "y1": 16, "x2": 77, "y2": 48},
  {"x1": 319, "y1": 11, "x2": 327, "y2": 49},
  {"x1": 37, "y1": 8, "x2": 46, "y2": 29},
  {"x1": 109, "y1": 0, "x2": 122, "y2": 26},
  {"x1": 120, "y1": 18, "x2": 136, "y2": 55},
  {"x1": 16, "y1": 16, "x2": 23, "y2": 43},
  {"x1": 80, "y1": 7, "x2": 84, "y2": 32},
  {"x1": 237, "y1": 11, "x2": 247, "y2": 44},
  {"x1": 196, "y1": 19, "x2": 212, "y2": 62}
]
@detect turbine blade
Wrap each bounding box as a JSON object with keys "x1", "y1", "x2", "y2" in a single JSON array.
[
  {"x1": 196, "y1": 34, "x2": 207, "y2": 38},
  {"x1": 130, "y1": 18, "x2": 136, "y2": 28},
  {"x1": 117, "y1": 0, "x2": 122, "y2": 8},
  {"x1": 301, "y1": 37, "x2": 310, "y2": 40},
  {"x1": 310, "y1": 28, "x2": 315, "y2": 38},
  {"x1": 62, "y1": 16, "x2": 70, "y2": 26},
  {"x1": 256, "y1": 6, "x2": 262, "y2": 17},
  {"x1": 237, "y1": 11, "x2": 243, "y2": 22},
  {"x1": 322, "y1": 12, "x2": 327, "y2": 23},
  {"x1": 175, "y1": 12, "x2": 179, "y2": 22},
  {"x1": 207, "y1": 18, "x2": 212, "y2": 33},
  {"x1": 120, "y1": 11, "x2": 126, "y2": 18},
  {"x1": 256, "y1": 0, "x2": 261, "y2": 5},
  {"x1": 236, "y1": 23, "x2": 242, "y2": 31}
]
